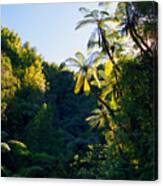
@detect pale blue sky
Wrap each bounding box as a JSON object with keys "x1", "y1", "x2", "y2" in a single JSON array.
[{"x1": 1, "y1": 2, "x2": 116, "y2": 64}]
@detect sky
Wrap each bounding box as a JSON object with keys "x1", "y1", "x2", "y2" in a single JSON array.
[{"x1": 1, "y1": 2, "x2": 116, "y2": 64}]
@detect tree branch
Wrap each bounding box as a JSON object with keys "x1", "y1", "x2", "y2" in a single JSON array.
[
  {"x1": 125, "y1": 4, "x2": 153, "y2": 57},
  {"x1": 91, "y1": 89, "x2": 115, "y2": 117},
  {"x1": 98, "y1": 26, "x2": 120, "y2": 73}
]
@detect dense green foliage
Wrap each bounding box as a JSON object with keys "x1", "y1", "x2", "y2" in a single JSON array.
[
  {"x1": 1, "y1": 27, "x2": 97, "y2": 178},
  {"x1": 1, "y1": 2, "x2": 157, "y2": 180}
]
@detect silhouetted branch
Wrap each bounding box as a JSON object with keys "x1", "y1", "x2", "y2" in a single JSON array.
[
  {"x1": 125, "y1": 3, "x2": 153, "y2": 57},
  {"x1": 98, "y1": 26, "x2": 120, "y2": 73}
]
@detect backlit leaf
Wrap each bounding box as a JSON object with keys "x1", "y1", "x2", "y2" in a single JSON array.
[
  {"x1": 92, "y1": 68, "x2": 101, "y2": 88},
  {"x1": 74, "y1": 72, "x2": 83, "y2": 94},
  {"x1": 83, "y1": 78, "x2": 90, "y2": 96},
  {"x1": 104, "y1": 60, "x2": 113, "y2": 77}
]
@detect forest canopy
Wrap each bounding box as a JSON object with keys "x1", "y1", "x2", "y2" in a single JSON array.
[{"x1": 1, "y1": 1, "x2": 158, "y2": 180}]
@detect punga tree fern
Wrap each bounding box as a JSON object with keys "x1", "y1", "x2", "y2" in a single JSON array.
[
  {"x1": 75, "y1": 7, "x2": 122, "y2": 103},
  {"x1": 75, "y1": 7, "x2": 120, "y2": 73},
  {"x1": 65, "y1": 51, "x2": 101, "y2": 96},
  {"x1": 86, "y1": 106, "x2": 112, "y2": 130}
]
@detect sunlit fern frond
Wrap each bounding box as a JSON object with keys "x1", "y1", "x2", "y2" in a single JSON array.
[
  {"x1": 86, "y1": 107, "x2": 110, "y2": 129},
  {"x1": 75, "y1": 19, "x2": 96, "y2": 30},
  {"x1": 65, "y1": 51, "x2": 103, "y2": 95},
  {"x1": 75, "y1": 51, "x2": 85, "y2": 62},
  {"x1": 92, "y1": 67, "x2": 101, "y2": 88},
  {"x1": 100, "y1": 10, "x2": 110, "y2": 17},
  {"x1": 74, "y1": 71, "x2": 84, "y2": 94},
  {"x1": 104, "y1": 59, "x2": 113, "y2": 77},
  {"x1": 87, "y1": 28, "x2": 99, "y2": 54},
  {"x1": 65, "y1": 57, "x2": 83, "y2": 68},
  {"x1": 93, "y1": 51, "x2": 108, "y2": 66},
  {"x1": 79, "y1": 7, "x2": 91, "y2": 15},
  {"x1": 83, "y1": 77, "x2": 91, "y2": 96}
]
